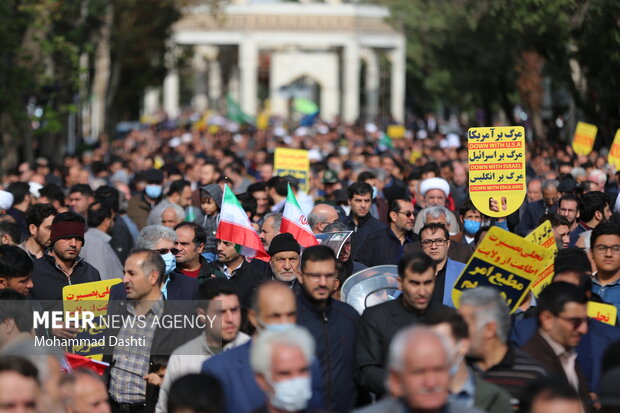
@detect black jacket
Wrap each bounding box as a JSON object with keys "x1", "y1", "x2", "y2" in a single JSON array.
[
  {"x1": 103, "y1": 298, "x2": 200, "y2": 413},
  {"x1": 109, "y1": 215, "x2": 134, "y2": 265},
  {"x1": 346, "y1": 214, "x2": 385, "y2": 261},
  {"x1": 355, "y1": 227, "x2": 414, "y2": 268},
  {"x1": 200, "y1": 259, "x2": 269, "y2": 308},
  {"x1": 355, "y1": 297, "x2": 453, "y2": 396},
  {"x1": 109, "y1": 270, "x2": 198, "y2": 301},
  {"x1": 296, "y1": 291, "x2": 361, "y2": 413},
  {"x1": 31, "y1": 252, "x2": 101, "y2": 307}
]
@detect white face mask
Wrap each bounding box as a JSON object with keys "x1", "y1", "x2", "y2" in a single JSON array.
[
  {"x1": 269, "y1": 376, "x2": 312, "y2": 412},
  {"x1": 449, "y1": 339, "x2": 465, "y2": 377}
]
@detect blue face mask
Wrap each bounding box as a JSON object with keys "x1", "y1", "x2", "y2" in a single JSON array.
[
  {"x1": 463, "y1": 219, "x2": 481, "y2": 235},
  {"x1": 161, "y1": 252, "x2": 176, "y2": 275},
  {"x1": 257, "y1": 319, "x2": 296, "y2": 333},
  {"x1": 269, "y1": 376, "x2": 312, "y2": 412},
  {"x1": 145, "y1": 184, "x2": 162, "y2": 199},
  {"x1": 372, "y1": 186, "x2": 378, "y2": 199}
]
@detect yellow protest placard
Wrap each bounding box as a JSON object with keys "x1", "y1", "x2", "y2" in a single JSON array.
[
  {"x1": 468, "y1": 126, "x2": 527, "y2": 218},
  {"x1": 387, "y1": 125, "x2": 406, "y2": 139},
  {"x1": 524, "y1": 220, "x2": 557, "y2": 297},
  {"x1": 274, "y1": 148, "x2": 310, "y2": 192},
  {"x1": 608, "y1": 129, "x2": 620, "y2": 171},
  {"x1": 452, "y1": 227, "x2": 553, "y2": 313},
  {"x1": 587, "y1": 301, "x2": 617, "y2": 326},
  {"x1": 572, "y1": 121, "x2": 597, "y2": 156},
  {"x1": 63, "y1": 279, "x2": 121, "y2": 359}
]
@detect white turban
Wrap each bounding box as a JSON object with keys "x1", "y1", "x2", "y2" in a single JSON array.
[
  {"x1": 0, "y1": 190, "x2": 14, "y2": 210},
  {"x1": 420, "y1": 177, "x2": 450, "y2": 197}
]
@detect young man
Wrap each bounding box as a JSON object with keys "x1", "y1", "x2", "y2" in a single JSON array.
[
  {"x1": 590, "y1": 222, "x2": 620, "y2": 313},
  {"x1": 345, "y1": 182, "x2": 384, "y2": 260},
  {"x1": 0, "y1": 246, "x2": 34, "y2": 295},
  {"x1": 18, "y1": 203, "x2": 56, "y2": 260}
]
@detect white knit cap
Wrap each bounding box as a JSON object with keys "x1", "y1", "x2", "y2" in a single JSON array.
[
  {"x1": 420, "y1": 177, "x2": 450, "y2": 197},
  {"x1": 0, "y1": 190, "x2": 14, "y2": 210}
]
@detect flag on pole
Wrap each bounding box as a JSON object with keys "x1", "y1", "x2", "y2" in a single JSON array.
[
  {"x1": 216, "y1": 185, "x2": 270, "y2": 262},
  {"x1": 281, "y1": 184, "x2": 319, "y2": 248},
  {"x1": 226, "y1": 93, "x2": 255, "y2": 125}
]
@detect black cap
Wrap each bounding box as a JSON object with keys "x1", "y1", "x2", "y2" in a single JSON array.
[
  {"x1": 558, "y1": 177, "x2": 579, "y2": 193},
  {"x1": 268, "y1": 233, "x2": 301, "y2": 256}
]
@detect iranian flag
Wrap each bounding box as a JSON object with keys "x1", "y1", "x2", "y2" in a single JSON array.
[
  {"x1": 216, "y1": 185, "x2": 270, "y2": 262},
  {"x1": 281, "y1": 184, "x2": 319, "y2": 247}
]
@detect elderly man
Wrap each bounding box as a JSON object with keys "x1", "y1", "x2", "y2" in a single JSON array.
[
  {"x1": 202, "y1": 281, "x2": 324, "y2": 413},
  {"x1": 268, "y1": 233, "x2": 301, "y2": 288},
  {"x1": 260, "y1": 212, "x2": 282, "y2": 250},
  {"x1": 155, "y1": 278, "x2": 250, "y2": 413},
  {"x1": 251, "y1": 327, "x2": 316, "y2": 413},
  {"x1": 307, "y1": 204, "x2": 339, "y2": 234},
  {"x1": 70, "y1": 368, "x2": 111, "y2": 413},
  {"x1": 353, "y1": 326, "x2": 484, "y2": 413},
  {"x1": 517, "y1": 179, "x2": 559, "y2": 236},
  {"x1": 160, "y1": 204, "x2": 185, "y2": 228},
  {"x1": 109, "y1": 225, "x2": 197, "y2": 301},
  {"x1": 356, "y1": 252, "x2": 451, "y2": 397}
]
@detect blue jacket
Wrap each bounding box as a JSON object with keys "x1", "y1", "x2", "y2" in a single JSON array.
[
  {"x1": 509, "y1": 316, "x2": 620, "y2": 392},
  {"x1": 296, "y1": 291, "x2": 361, "y2": 413},
  {"x1": 443, "y1": 258, "x2": 467, "y2": 308},
  {"x1": 201, "y1": 340, "x2": 324, "y2": 413}
]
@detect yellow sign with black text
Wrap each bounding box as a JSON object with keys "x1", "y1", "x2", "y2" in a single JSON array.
[{"x1": 274, "y1": 148, "x2": 310, "y2": 193}]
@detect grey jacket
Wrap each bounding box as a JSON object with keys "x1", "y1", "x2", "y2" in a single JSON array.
[{"x1": 353, "y1": 398, "x2": 486, "y2": 413}]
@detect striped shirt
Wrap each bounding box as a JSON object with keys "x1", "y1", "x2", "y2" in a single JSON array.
[{"x1": 474, "y1": 345, "x2": 548, "y2": 403}]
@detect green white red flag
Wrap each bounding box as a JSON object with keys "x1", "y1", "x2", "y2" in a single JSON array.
[
  {"x1": 216, "y1": 185, "x2": 270, "y2": 262},
  {"x1": 281, "y1": 184, "x2": 319, "y2": 248}
]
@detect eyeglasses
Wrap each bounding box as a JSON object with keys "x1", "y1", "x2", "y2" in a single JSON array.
[
  {"x1": 421, "y1": 239, "x2": 448, "y2": 247},
  {"x1": 155, "y1": 248, "x2": 180, "y2": 255},
  {"x1": 557, "y1": 316, "x2": 588, "y2": 329},
  {"x1": 397, "y1": 211, "x2": 415, "y2": 218},
  {"x1": 593, "y1": 244, "x2": 620, "y2": 254}
]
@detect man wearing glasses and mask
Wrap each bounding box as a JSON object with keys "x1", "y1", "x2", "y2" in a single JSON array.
[
  {"x1": 419, "y1": 223, "x2": 466, "y2": 308},
  {"x1": 110, "y1": 225, "x2": 198, "y2": 301},
  {"x1": 355, "y1": 198, "x2": 416, "y2": 268}
]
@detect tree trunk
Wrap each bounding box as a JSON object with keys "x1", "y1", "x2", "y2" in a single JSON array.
[{"x1": 90, "y1": 3, "x2": 113, "y2": 142}]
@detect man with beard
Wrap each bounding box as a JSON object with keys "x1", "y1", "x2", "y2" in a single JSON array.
[
  {"x1": 355, "y1": 198, "x2": 416, "y2": 267},
  {"x1": 345, "y1": 182, "x2": 385, "y2": 260},
  {"x1": 80, "y1": 202, "x2": 123, "y2": 280},
  {"x1": 268, "y1": 233, "x2": 301, "y2": 289},
  {"x1": 558, "y1": 195, "x2": 580, "y2": 232},
  {"x1": 569, "y1": 191, "x2": 611, "y2": 247},
  {"x1": 18, "y1": 203, "x2": 56, "y2": 260}
]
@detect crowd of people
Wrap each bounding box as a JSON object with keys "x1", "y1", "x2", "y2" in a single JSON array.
[{"x1": 0, "y1": 117, "x2": 619, "y2": 413}]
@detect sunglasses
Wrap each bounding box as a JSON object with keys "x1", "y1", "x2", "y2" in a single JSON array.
[
  {"x1": 397, "y1": 211, "x2": 415, "y2": 218},
  {"x1": 155, "y1": 248, "x2": 180, "y2": 255},
  {"x1": 557, "y1": 316, "x2": 588, "y2": 329}
]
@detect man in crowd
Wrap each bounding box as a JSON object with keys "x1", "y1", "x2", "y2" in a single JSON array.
[
  {"x1": 251, "y1": 327, "x2": 316, "y2": 413},
  {"x1": 147, "y1": 179, "x2": 196, "y2": 226},
  {"x1": 18, "y1": 203, "x2": 56, "y2": 260},
  {"x1": 346, "y1": 182, "x2": 385, "y2": 260},
  {"x1": 174, "y1": 222, "x2": 210, "y2": 279},
  {"x1": 458, "y1": 287, "x2": 547, "y2": 405},
  {"x1": 356, "y1": 252, "x2": 450, "y2": 397},
  {"x1": 520, "y1": 379, "x2": 583, "y2": 413},
  {"x1": 355, "y1": 198, "x2": 416, "y2": 267},
  {"x1": 424, "y1": 311, "x2": 513, "y2": 413},
  {"x1": 590, "y1": 222, "x2": 620, "y2": 312},
  {"x1": 569, "y1": 191, "x2": 611, "y2": 247},
  {"x1": 353, "y1": 326, "x2": 483, "y2": 413},
  {"x1": 69, "y1": 368, "x2": 111, "y2": 413},
  {"x1": 0, "y1": 246, "x2": 33, "y2": 295},
  {"x1": 202, "y1": 281, "x2": 323, "y2": 413},
  {"x1": 268, "y1": 233, "x2": 301, "y2": 288},
  {"x1": 31, "y1": 211, "x2": 101, "y2": 303},
  {"x1": 67, "y1": 184, "x2": 94, "y2": 217},
  {"x1": 521, "y1": 282, "x2": 591, "y2": 405},
  {"x1": 558, "y1": 194, "x2": 580, "y2": 232},
  {"x1": 37, "y1": 183, "x2": 69, "y2": 213},
  {"x1": 203, "y1": 238, "x2": 268, "y2": 308},
  {"x1": 127, "y1": 169, "x2": 164, "y2": 230},
  {"x1": 106, "y1": 249, "x2": 198, "y2": 412},
  {"x1": 0, "y1": 290, "x2": 34, "y2": 350},
  {"x1": 0, "y1": 355, "x2": 39, "y2": 413},
  {"x1": 452, "y1": 201, "x2": 483, "y2": 247},
  {"x1": 192, "y1": 160, "x2": 220, "y2": 207},
  {"x1": 527, "y1": 179, "x2": 543, "y2": 203},
  {"x1": 155, "y1": 278, "x2": 250, "y2": 413},
  {"x1": 160, "y1": 205, "x2": 185, "y2": 228},
  {"x1": 0, "y1": 221, "x2": 20, "y2": 245},
  {"x1": 517, "y1": 180, "x2": 560, "y2": 236},
  {"x1": 307, "y1": 203, "x2": 339, "y2": 234},
  {"x1": 296, "y1": 245, "x2": 360, "y2": 413},
  {"x1": 538, "y1": 213, "x2": 571, "y2": 249},
  {"x1": 419, "y1": 223, "x2": 465, "y2": 307},
  {"x1": 247, "y1": 182, "x2": 270, "y2": 222},
  {"x1": 6, "y1": 182, "x2": 32, "y2": 239},
  {"x1": 80, "y1": 202, "x2": 123, "y2": 279},
  {"x1": 260, "y1": 212, "x2": 282, "y2": 250}
]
